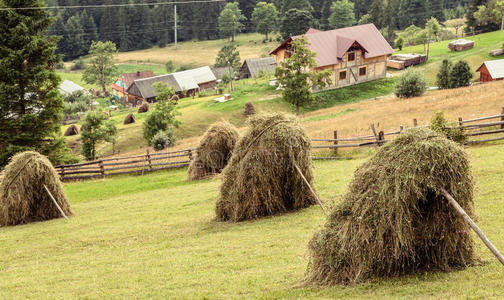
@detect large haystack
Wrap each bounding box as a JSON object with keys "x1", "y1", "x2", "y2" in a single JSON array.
[
  {"x1": 243, "y1": 102, "x2": 256, "y2": 116},
  {"x1": 188, "y1": 121, "x2": 239, "y2": 180},
  {"x1": 64, "y1": 124, "x2": 79, "y2": 136},
  {"x1": 123, "y1": 113, "x2": 136, "y2": 125},
  {"x1": 216, "y1": 113, "x2": 316, "y2": 222},
  {"x1": 137, "y1": 102, "x2": 149, "y2": 113},
  {"x1": 0, "y1": 151, "x2": 72, "y2": 226},
  {"x1": 307, "y1": 128, "x2": 476, "y2": 285}
]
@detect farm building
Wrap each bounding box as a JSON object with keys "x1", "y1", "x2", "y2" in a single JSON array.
[
  {"x1": 476, "y1": 59, "x2": 504, "y2": 82},
  {"x1": 211, "y1": 66, "x2": 230, "y2": 80},
  {"x1": 110, "y1": 71, "x2": 155, "y2": 101},
  {"x1": 239, "y1": 57, "x2": 277, "y2": 79},
  {"x1": 448, "y1": 39, "x2": 474, "y2": 51},
  {"x1": 387, "y1": 53, "x2": 427, "y2": 69},
  {"x1": 59, "y1": 80, "x2": 85, "y2": 95},
  {"x1": 270, "y1": 24, "x2": 394, "y2": 91},
  {"x1": 127, "y1": 66, "x2": 216, "y2": 104}
]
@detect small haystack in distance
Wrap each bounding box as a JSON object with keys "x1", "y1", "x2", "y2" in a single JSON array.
[
  {"x1": 170, "y1": 94, "x2": 180, "y2": 103},
  {"x1": 307, "y1": 128, "x2": 476, "y2": 285},
  {"x1": 0, "y1": 151, "x2": 72, "y2": 226},
  {"x1": 216, "y1": 113, "x2": 316, "y2": 222},
  {"x1": 243, "y1": 102, "x2": 256, "y2": 116},
  {"x1": 188, "y1": 121, "x2": 239, "y2": 180},
  {"x1": 64, "y1": 124, "x2": 79, "y2": 136},
  {"x1": 123, "y1": 113, "x2": 136, "y2": 125},
  {"x1": 137, "y1": 102, "x2": 149, "y2": 113}
]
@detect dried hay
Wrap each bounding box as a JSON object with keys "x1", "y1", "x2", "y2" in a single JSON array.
[
  {"x1": 188, "y1": 121, "x2": 239, "y2": 180},
  {"x1": 64, "y1": 124, "x2": 79, "y2": 136},
  {"x1": 307, "y1": 128, "x2": 476, "y2": 285},
  {"x1": 170, "y1": 94, "x2": 180, "y2": 102},
  {"x1": 243, "y1": 102, "x2": 256, "y2": 116},
  {"x1": 0, "y1": 151, "x2": 72, "y2": 226},
  {"x1": 216, "y1": 113, "x2": 316, "y2": 222},
  {"x1": 123, "y1": 113, "x2": 136, "y2": 125},
  {"x1": 137, "y1": 102, "x2": 149, "y2": 113}
]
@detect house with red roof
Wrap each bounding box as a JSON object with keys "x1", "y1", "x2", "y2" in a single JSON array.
[
  {"x1": 270, "y1": 24, "x2": 393, "y2": 91},
  {"x1": 110, "y1": 71, "x2": 155, "y2": 101}
]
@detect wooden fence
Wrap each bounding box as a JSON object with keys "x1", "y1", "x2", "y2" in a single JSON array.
[
  {"x1": 312, "y1": 107, "x2": 504, "y2": 154},
  {"x1": 56, "y1": 148, "x2": 193, "y2": 181}
]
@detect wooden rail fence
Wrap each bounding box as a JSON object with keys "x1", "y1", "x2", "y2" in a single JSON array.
[{"x1": 56, "y1": 148, "x2": 193, "y2": 181}]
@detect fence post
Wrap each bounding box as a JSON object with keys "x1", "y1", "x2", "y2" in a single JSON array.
[
  {"x1": 146, "y1": 149, "x2": 152, "y2": 170},
  {"x1": 99, "y1": 160, "x2": 105, "y2": 178},
  {"x1": 400, "y1": 125, "x2": 404, "y2": 133},
  {"x1": 413, "y1": 118, "x2": 418, "y2": 127},
  {"x1": 188, "y1": 148, "x2": 194, "y2": 161},
  {"x1": 458, "y1": 117, "x2": 463, "y2": 128},
  {"x1": 378, "y1": 131, "x2": 385, "y2": 146},
  {"x1": 333, "y1": 130, "x2": 338, "y2": 155},
  {"x1": 60, "y1": 166, "x2": 65, "y2": 181},
  {"x1": 501, "y1": 107, "x2": 504, "y2": 129}
]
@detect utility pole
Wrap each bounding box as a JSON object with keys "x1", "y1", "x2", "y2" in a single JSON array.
[{"x1": 174, "y1": 4, "x2": 178, "y2": 49}]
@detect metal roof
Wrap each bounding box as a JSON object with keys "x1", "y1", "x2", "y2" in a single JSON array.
[
  {"x1": 171, "y1": 66, "x2": 216, "y2": 90},
  {"x1": 129, "y1": 74, "x2": 181, "y2": 99},
  {"x1": 59, "y1": 80, "x2": 85, "y2": 95},
  {"x1": 242, "y1": 57, "x2": 277, "y2": 77},
  {"x1": 477, "y1": 59, "x2": 504, "y2": 79}
]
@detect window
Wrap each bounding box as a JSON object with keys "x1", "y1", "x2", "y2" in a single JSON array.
[
  {"x1": 348, "y1": 52, "x2": 355, "y2": 61},
  {"x1": 359, "y1": 67, "x2": 367, "y2": 76},
  {"x1": 339, "y1": 71, "x2": 347, "y2": 80}
]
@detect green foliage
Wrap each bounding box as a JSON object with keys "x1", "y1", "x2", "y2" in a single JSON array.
[
  {"x1": 0, "y1": 0, "x2": 72, "y2": 167},
  {"x1": 152, "y1": 82, "x2": 175, "y2": 102},
  {"x1": 70, "y1": 57, "x2": 86, "y2": 70},
  {"x1": 358, "y1": 13, "x2": 371, "y2": 25},
  {"x1": 152, "y1": 129, "x2": 176, "y2": 151},
  {"x1": 280, "y1": 9, "x2": 314, "y2": 40},
  {"x1": 450, "y1": 60, "x2": 473, "y2": 88},
  {"x1": 218, "y1": 2, "x2": 246, "y2": 41},
  {"x1": 81, "y1": 112, "x2": 118, "y2": 160},
  {"x1": 275, "y1": 37, "x2": 332, "y2": 114},
  {"x1": 329, "y1": 0, "x2": 356, "y2": 29},
  {"x1": 395, "y1": 68, "x2": 427, "y2": 98},
  {"x1": 436, "y1": 59, "x2": 453, "y2": 89},
  {"x1": 143, "y1": 83, "x2": 180, "y2": 145},
  {"x1": 394, "y1": 36, "x2": 404, "y2": 50},
  {"x1": 251, "y1": 2, "x2": 279, "y2": 40},
  {"x1": 83, "y1": 41, "x2": 118, "y2": 93},
  {"x1": 214, "y1": 44, "x2": 241, "y2": 91},
  {"x1": 165, "y1": 60, "x2": 175, "y2": 73},
  {"x1": 430, "y1": 111, "x2": 467, "y2": 143}
]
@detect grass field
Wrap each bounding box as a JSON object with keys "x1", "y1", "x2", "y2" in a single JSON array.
[{"x1": 1, "y1": 143, "x2": 504, "y2": 298}]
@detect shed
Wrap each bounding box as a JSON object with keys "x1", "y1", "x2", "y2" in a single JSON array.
[
  {"x1": 127, "y1": 74, "x2": 181, "y2": 104},
  {"x1": 239, "y1": 57, "x2": 277, "y2": 79},
  {"x1": 172, "y1": 66, "x2": 217, "y2": 91},
  {"x1": 448, "y1": 39, "x2": 474, "y2": 52},
  {"x1": 476, "y1": 59, "x2": 504, "y2": 82},
  {"x1": 59, "y1": 80, "x2": 85, "y2": 96}
]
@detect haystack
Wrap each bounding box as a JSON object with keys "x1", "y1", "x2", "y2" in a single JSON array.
[
  {"x1": 170, "y1": 94, "x2": 180, "y2": 102},
  {"x1": 243, "y1": 102, "x2": 256, "y2": 116},
  {"x1": 0, "y1": 151, "x2": 72, "y2": 226},
  {"x1": 307, "y1": 128, "x2": 476, "y2": 285},
  {"x1": 123, "y1": 113, "x2": 136, "y2": 125},
  {"x1": 215, "y1": 113, "x2": 316, "y2": 222},
  {"x1": 188, "y1": 121, "x2": 239, "y2": 180},
  {"x1": 64, "y1": 124, "x2": 79, "y2": 136},
  {"x1": 137, "y1": 102, "x2": 149, "y2": 113}
]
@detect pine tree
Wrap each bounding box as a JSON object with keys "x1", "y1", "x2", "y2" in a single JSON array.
[
  {"x1": 369, "y1": 0, "x2": 385, "y2": 28},
  {"x1": 80, "y1": 10, "x2": 98, "y2": 52},
  {"x1": 280, "y1": 9, "x2": 314, "y2": 39},
  {"x1": 329, "y1": 0, "x2": 356, "y2": 29},
  {"x1": 436, "y1": 59, "x2": 453, "y2": 89},
  {"x1": 450, "y1": 60, "x2": 472, "y2": 88},
  {"x1": 63, "y1": 15, "x2": 86, "y2": 59},
  {"x1": 239, "y1": 0, "x2": 259, "y2": 32},
  {"x1": 281, "y1": 0, "x2": 313, "y2": 14},
  {"x1": 0, "y1": 0, "x2": 71, "y2": 167}
]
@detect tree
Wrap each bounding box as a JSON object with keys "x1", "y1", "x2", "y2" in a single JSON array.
[
  {"x1": 436, "y1": 59, "x2": 453, "y2": 89},
  {"x1": 450, "y1": 60, "x2": 472, "y2": 88},
  {"x1": 444, "y1": 18, "x2": 465, "y2": 37},
  {"x1": 80, "y1": 10, "x2": 98, "y2": 52},
  {"x1": 395, "y1": 68, "x2": 427, "y2": 98},
  {"x1": 214, "y1": 44, "x2": 241, "y2": 91},
  {"x1": 83, "y1": 41, "x2": 117, "y2": 94},
  {"x1": 252, "y1": 2, "x2": 279, "y2": 40},
  {"x1": 143, "y1": 82, "x2": 180, "y2": 145},
  {"x1": 81, "y1": 112, "x2": 118, "y2": 161},
  {"x1": 358, "y1": 13, "x2": 371, "y2": 25},
  {"x1": 280, "y1": 9, "x2": 314, "y2": 40},
  {"x1": 281, "y1": 0, "x2": 313, "y2": 14},
  {"x1": 328, "y1": 0, "x2": 356, "y2": 29},
  {"x1": 165, "y1": 60, "x2": 176, "y2": 73},
  {"x1": 425, "y1": 17, "x2": 440, "y2": 59},
  {"x1": 395, "y1": 36, "x2": 404, "y2": 50},
  {"x1": 218, "y1": 2, "x2": 246, "y2": 41},
  {"x1": 275, "y1": 37, "x2": 332, "y2": 115},
  {"x1": 0, "y1": 0, "x2": 73, "y2": 167},
  {"x1": 63, "y1": 15, "x2": 86, "y2": 60},
  {"x1": 474, "y1": 5, "x2": 498, "y2": 29},
  {"x1": 494, "y1": 0, "x2": 504, "y2": 30}
]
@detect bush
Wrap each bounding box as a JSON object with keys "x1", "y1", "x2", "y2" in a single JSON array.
[
  {"x1": 430, "y1": 111, "x2": 466, "y2": 143},
  {"x1": 165, "y1": 60, "x2": 175, "y2": 73},
  {"x1": 70, "y1": 58, "x2": 85, "y2": 70},
  {"x1": 394, "y1": 36, "x2": 404, "y2": 50},
  {"x1": 63, "y1": 91, "x2": 90, "y2": 117},
  {"x1": 436, "y1": 59, "x2": 453, "y2": 89},
  {"x1": 143, "y1": 100, "x2": 180, "y2": 145},
  {"x1": 450, "y1": 60, "x2": 472, "y2": 88},
  {"x1": 151, "y1": 129, "x2": 176, "y2": 151},
  {"x1": 395, "y1": 68, "x2": 427, "y2": 98},
  {"x1": 55, "y1": 62, "x2": 65, "y2": 70}
]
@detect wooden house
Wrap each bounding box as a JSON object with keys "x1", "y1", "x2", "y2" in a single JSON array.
[
  {"x1": 476, "y1": 59, "x2": 504, "y2": 82},
  {"x1": 270, "y1": 24, "x2": 394, "y2": 91},
  {"x1": 110, "y1": 71, "x2": 155, "y2": 101},
  {"x1": 239, "y1": 57, "x2": 277, "y2": 79}
]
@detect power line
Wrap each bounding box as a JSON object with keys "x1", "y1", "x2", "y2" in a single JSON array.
[{"x1": 0, "y1": 0, "x2": 225, "y2": 11}]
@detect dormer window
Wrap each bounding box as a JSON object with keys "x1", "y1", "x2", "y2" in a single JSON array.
[{"x1": 348, "y1": 52, "x2": 355, "y2": 62}]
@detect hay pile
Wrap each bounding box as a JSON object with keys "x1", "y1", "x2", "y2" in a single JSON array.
[
  {"x1": 307, "y1": 128, "x2": 476, "y2": 285},
  {"x1": 0, "y1": 151, "x2": 72, "y2": 226},
  {"x1": 64, "y1": 124, "x2": 79, "y2": 136},
  {"x1": 216, "y1": 113, "x2": 316, "y2": 222},
  {"x1": 170, "y1": 94, "x2": 180, "y2": 102},
  {"x1": 188, "y1": 122, "x2": 239, "y2": 180},
  {"x1": 137, "y1": 102, "x2": 149, "y2": 113},
  {"x1": 123, "y1": 113, "x2": 136, "y2": 125},
  {"x1": 243, "y1": 102, "x2": 256, "y2": 116}
]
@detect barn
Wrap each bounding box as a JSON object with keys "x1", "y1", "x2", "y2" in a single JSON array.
[
  {"x1": 239, "y1": 57, "x2": 277, "y2": 79},
  {"x1": 110, "y1": 71, "x2": 155, "y2": 101},
  {"x1": 476, "y1": 59, "x2": 504, "y2": 82},
  {"x1": 270, "y1": 23, "x2": 393, "y2": 91}
]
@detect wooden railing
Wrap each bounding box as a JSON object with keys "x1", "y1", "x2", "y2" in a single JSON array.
[{"x1": 56, "y1": 148, "x2": 193, "y2": 181}]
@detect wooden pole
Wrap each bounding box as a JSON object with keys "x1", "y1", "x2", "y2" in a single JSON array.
[
  {"x1": 501, "y1": 107, "x2": 504, "y2": 129},
  {"x1": 413, "y1": 118, "x2": 418, "y2": 127},
  {"x1": 294, "y1": 163, "x2": 327, "y2": 217},
  {"x1": 458, "y1": 117, "x2": 463, "y2": 128},
  {"x1": 43, "y1": 184, "x2": 69, "y2": 221},
  {"x1": 441, "y1": 188, "x2": 504, "y2": 266},
  {"x1": 377, "y1": 131, "x2": 385, "y2": 146},
  {"x1": 333, "y1": 130, "x2": 338, "y2": 155},
  {"x1": 174, "y1": 5, "x2": 178, "y2": 50}
]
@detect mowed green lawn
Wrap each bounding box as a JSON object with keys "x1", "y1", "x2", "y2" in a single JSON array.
[{"x1": 1, "y1": 144, "x2": 504, "y2": 298}]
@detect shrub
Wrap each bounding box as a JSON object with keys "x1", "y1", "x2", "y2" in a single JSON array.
[
  {"x1": 142, "y1": 100, "x2": 180, "y2": 145},
  {"x1": 430, "y1": 111, "x2": 466, "y2": 143},
  {"x1": 165, "y1": 60, "x2": 175, "y2": 73},
  {"x1": 394, "y1": 36, "x2": 404, "y2": 50},
  {"x1": 395, "y1": 68, "x2": 427, "y2": 98},
  {"x1": 151, "y1": 129, "x2": 176, "y2": 151},
  {"x1": 450, "y1": 60, "x2": 472, "y2": 88},
  {"x1": 55, "y1": 62, "x2": 65, "y2": 70},
  {"x1": 70, "y1": 58, "x2": 85, "y2": 70},
  {"x1": 436, "y1": 59, "x2": 453, "y2": 89},
  {"x1": 63, "y1": 91, "x2": 90, "y2": 117}
]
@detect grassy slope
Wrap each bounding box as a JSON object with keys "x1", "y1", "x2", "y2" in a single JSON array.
[
  {"x1": 1, "y1": 145, "x2": 504, "y2": 298},
  {"x1": 395, "y1": 30, "x2": 504, "y2": 84}
]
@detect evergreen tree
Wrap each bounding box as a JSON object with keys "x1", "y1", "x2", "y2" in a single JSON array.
[
  {"x1": 0, "y1": 0, "x2": 71, "y2": 167},
  {"x1": 281, "y1": 0, "x2": 313, "y2": 14},
  {"x1": 329, "y1": 0, "x2": 357, "y2": 29},
  {"x1": 239, "y1": 0, "x2": 259, "y2": 32},
  {"x1": 63, "y1": 15, "x2": 86, "y2": 60},
  {"x1": 450, "y1": 60, "x2": 472, "y2": 88},
  {"x1": 280, "y1": 9, "x2": 314, "y2": 39},
  {"x1": 369, "y1": 0, "x2": 385, "y2": 28},
  {"x1": 321, "y1": 0, "x2": 332, "y2": 29},
  {"x1": 80, "y1": 10, "x2": 98, "y2": 51},
  {"x1": 436, "y1": 59, "x2": 453, "y2": 89},
  {"x1": 81, "y1": 112, "x2": 118, "y2": 161},
  {"x1": 83, "y1": 41, "x2": 118, "y2": 93},
  {"x1": 252, "y1": 2, "x2": 279, "y2": 39},
  {"x1": 219, "y1": 2, "x2": 246, "y2": 41}
]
